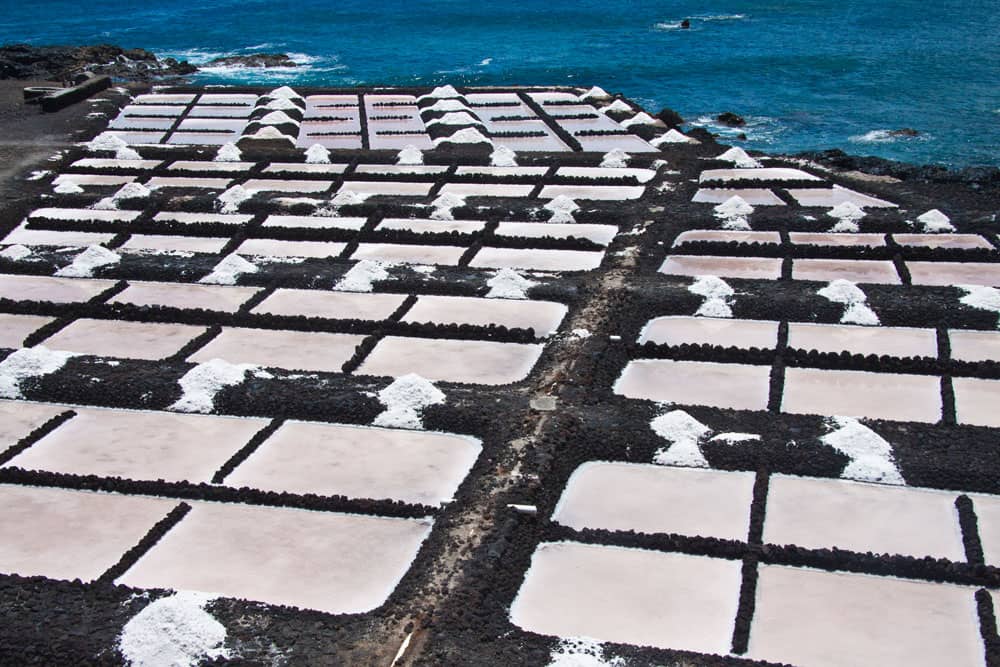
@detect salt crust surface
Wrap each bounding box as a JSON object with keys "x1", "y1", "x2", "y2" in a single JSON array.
[
  {"x1": 372, "y1": 374, "x2": 446, "y2": 430},
  {"x1": 54, "y1": 245, "x2": 120, "y2": 278},
  {"x1": 818, "y1": 279, "x2": 880, "y2": 326},
  {"x1": 821, "y1": 417, "x2": 904, "y2": 484},
  {"x1": 486, "y1": 268, "x2": 536, "y2": 299},
  {"x1": 0, "y1": 347, "x2": 77, "y2": 398},
  {"x1": 547, "y1": 638, "x2": 623, "y2": 666},
  {"x1": 650, "y1": 409, "x2": 711, "y2": 468},
  {"x1": 199, "y1": 254, "x2": 257, "y2": 285},
  {"x1": 171, "y1": 359, "x2": 263, "y2": 413},
  {"x1": 957, "y1": 285, "x2": 1000, "y2": 327},
  {"x1": 118, "y1": 591, "x2": 229, "y2": 667},
  {"x1": 689, "y1": 276, "x2": 734, "y2": 318},
  {"x1": 336, "y1": 259, "x2": 392, "y2": 292}
]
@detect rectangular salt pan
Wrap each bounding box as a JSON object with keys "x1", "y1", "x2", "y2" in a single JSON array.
[
  {"x1": 659, "y1": 255, "x2": 783, "y2": 280},
  {"x1": 121, "y1": 105, "x2": 185, "y2": 117},
  {"x1": 43, "y1": 319, "x2": 207, "y2": 361},
  {"x1": 553, "y1": 462, "x2": 755, "y2": 541},
  {"x1": 893, "y1": 234, "x2": 993, "y2": 250},
  {"x1": 122, "y1": 235, "x2": 229, "y2": 254},
  {"x1": 791, "y1": 259, "x2": 900, "y2": 284},
  {"x1": 152, "y1": 212, "x2": 252, "y2": 225},
  {"x1": 907, "y1": 262, "x2": 1000, "y2": 288},
  {"x1": 0, "y1": 275, "x2": 116, "y2": 303},
  {"x1": 511, "y1": 542, "x2": 741, "y2": 655},
  {"x1": 437, "y1": 183, "x2": 535, "y2": 198},
  {"x1": 788, "y1": 232, "x2": 886, "y2": 247},
  {"x1": 4, "y1": 407, "x2": 265, "y2": 484},
  {"x1": 787, "y1": 322, "x2": 937, "y2": 358},
  {"x1": 354, "y1": 165, "x2": 447, "y2": 176},
  {"x1": 133, "y1": 94, "x2": 195, "y2": 104},
  {"x1": 781, "y1": 367, "x2": 941, "y2": 423},
  {"x1": 402, "y1": 295, "x2": 567, "y2": 336},
  {"x1": 614, "y1": 359, "x2": 772, "y2": 411},
  {"x1": 109, "y1": 117, "x2": 174, "y2": 131},
  {"x1": 338, "y1": 181, "x2": 433, "y2": 197},
  {"x1": 699, "y1": 168, "x2": 823, "y2": 183},
  {"x1": 110, "y1": 281, "x2": 259, "y2": 313},
  {"x1": 0, "y1": 400, "x2": 69, "y2": 447},
  {"x1": 70, "y1": 158, "x2": 161, "y2": 170},
  {"x1": 0, "y1": 485, "x2": 175, "y2": 583},
  {"x1": 350, "y1": 243, "x2": 465, "y2": 266},
  {"x1": 242, "y1": 179, "x2": 333, "y2": 193},
  {"x1": 692, "y1": 188, "x2": 785, "y2": 206},
  {"x1": 167, "y1": 133, "x2": 238, "y2": 146},
  {"x1": 0, "y1": 314, "x2": 53, "y2": 348},
  {"x1": 297, "y1": 135, "x2": 363, "y2": 149},
  {"x1": 167, "y1": 161, "x2": 256, "y2": 173},
  {"x1": 262, "y1": 215, "x2": 366, "y2": 230},
  {"x1": 555, "y1": 167, "x2": 657, "y2": 183},
  {"x1": 674, "y1": 230, "x2": 781, "y2": 246},
  {"x1": 224, "y1": 421, "x2": 481, "y2": 506},
  {"x1": 28, "y1": 208, "x2": 140, "y2": 223},
  {"x1": 952, "y1": 377, "x2": 1000, "y2": 428},
  {"x1": 53, "y1": 174, "x2": 135, "y2": 187},
  {"x1": 949, "y1": 330, "x2": 1000, "y2": 363},
  {"x1": 145, "y1": 176, "x2": 233, "y2": 190},
  {"x1": 470, "y1": 247, "x2": 605, "y2": 272},
  {"x1": 539, "y1": 185, "x2": 646, "y2": 201},
  {"x1": 187, "y1": 106, "x2": 253, "y2": 118},
  {"x1": 377, "y1": 218, "x2": 485, "y2": 235},
  {"x1": 188, "y1": 328, "x2": 366, "y2": 373},
  {"x1": 3, "y1": 226, "x2": 115, "y2": 247},
  {"x1": 368, "y1": 134, "x2": 434, "y2": 150},
  {"x1": 103, "y1": 131, "x2": 166, "y2": 145},
  {"x1": 786, "y1": 185, "x2": 897, "y2": 208},
  {"x1": 236, "y1": 239, "x2": 347, "y2": 259},
  {"x1": 117, "y1": 502, "x2": 432, "y2": 615},
  {"x1": 358, "y1": 337, "x2": 544, "y2": 385},
  {"x1": 263, "y1": 163, "x2": 348, "y2": 175},
  {"x1": 639, "y1": 316, "x2": 779, "y2": 349},
  {"x1": 494, "y1": 222, "x2": 618, "y2": 246},
  {"x1": 251, "y1": 289, "x2": 406, "y2": 321},
  {"x1": 494, "y1": 135, "x2": 571, "y2": 152},
  {"x1": 454, "y1": 166, "x2": 548, "y2": 178},
  {"x1": 573, "y1": 134, "x2": 658, "y2": 152},
  {"x1": 177, "y1": 118, "x2": 247, "y2": 132}
]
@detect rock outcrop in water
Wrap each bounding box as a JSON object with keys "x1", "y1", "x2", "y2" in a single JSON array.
[
  {"x1": 0, "y1": 43, "x2": 196, "y2": 82},
  {"x1": 204, "y1": 53, "x2": 299, "y2": 68}
]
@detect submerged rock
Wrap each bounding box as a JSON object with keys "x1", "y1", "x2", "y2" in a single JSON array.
[
  {"x1": 716, "y1": 111, "x2": 746, "y2": 127},
  {"x1": 204, "y1": 53, "x2": 299, "y2": 68}
]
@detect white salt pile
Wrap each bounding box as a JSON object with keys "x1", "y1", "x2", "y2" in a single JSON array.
[
  {"x1": 689, "y1": 275, "x2": 735, "y2": 318},
  {"x1": 418, "y1": 85, "x2": 461, "y2": 101},
  {"x1": 243, "y1": 126, "x2": 295, "y2": 143},
  {"x1": 914, "y1": 209, "x2": 955, "y2": 233},
  {"x1": 425, "y1": 99, "x2": 470, "y2": 113},
  {"x1": 264, "y1": 97, "x2": 300, "y2": 111},
  {"x1": 827, "y1": 201, "x2": 866, "y2": 233},
  {"x1": 115, "y1": 145, "x2": 142, "y2": 161},
  {"x1": 544, "y1": 195, "x2": 579, "y2": 224},
  {"x1": 335, "y1": 259, "x2": 392, "y2": 292},
  {"x1": 372, "y1": 373, "x2": 446, "y2": 430},
  {"x1": 26, "y1": 170, "x2": 52, "y2": 181},
  {"x1": 490, "y1": 145, "x2": 518, "y2": 167},
  {"x1": 217, "y1": 184, "x2": 254, "y2": 214},
  {"x1": 199, "y1": 254, "x2": 257, "y2": 285},
  {"x1": 620, "y1": 112, "x2": 662, "y2": 128},
  {"x1": 427, "y1": 111, "x2": 483, "y2": 126},
  {"x1": 578, "y1": 86, "x2": 611, "y2": 101},
  {"x1": 652, "y1": 129, "x2": 700, "y2": 145},
  {"x1": 329, "y1": 189, "x2": 368, "y2": 207},
  {"x1": 55, "y1": 245, "x2": 120, "y2": 278},
  {"x1": 818, "y1": 279, "x2": 879, "y2": 326},
  {"x1": 716, "y1": 146, "x2": 761, "y2": 169},
  {"x1": 171, "y1": 358, "x2": 261, "y2": 413},
  {"x1": 599, "y1": 148, "x2": 630, "y2": 168},
  {"x1": 118, "y1": 591, "x2": 229, "y2": 667},
  {"x1": 547, "y1": 638, "x2": 624, "y2": 667},
  {"x1": 709, "y1": 432, "x2": 761, "y2": 444},
  {"x1": 434, "y1": 128, "x2": 492, "y2": 146},
  {"x1": 957, "y1": 285, "x2": 1000, "y2": 327},
  {"x1": 600, "y1": 99, "x2": 633, "y2": 114},
  {"x1": 396, "y1": 144, "x2": 424, "y2": 165},
  {"x1": 304, "y1": 143, "x2": 331, "y2": 164},
  {"x1": 95, "y1": 182, "x2": 152, "y2": 210},
  {"x1": 430, "y1": 192, "x2": 465, "y2": 220},
  {"x1": 486, "y1": 268, "x2": 536, "y2": 299},
  {"x1": 713, "y1": 195, "x2": 754, "y2": 231},
  {"x1": 650, "y1": 409, "x2": 712, "y2": 468},
  {"x1": 268, "y1": 86, "x2": 302, "y2": 100},
  {"x1": 258, "y1": 110, "x2": 299, "y2": 126},
  {"x1": 0, "y1": 244, "x2": 33, "y2": 261},
  {"x1": 214, "y1": 142, "x2": 242, "y2": 163},
  {"x1": 0, "y1": 347, "x2": 77, "y2": 398},
  {"x1": 53, "y1": 179, "x2": 84, "y2": 194},
  {"x1": 821, "y1": 417, "x2": 904, "y2": 485},
  {"x1": 87, "y1": 132, "x2": 129, "y2": 152}
]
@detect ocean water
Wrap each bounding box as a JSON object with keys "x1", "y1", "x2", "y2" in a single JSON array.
[{"x1": 2, "y1": 0, "x2": 998, "y2": 167}]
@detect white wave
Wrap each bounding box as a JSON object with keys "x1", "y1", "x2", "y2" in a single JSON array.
[
  {"x1": 690, "y1": 114, "x2": 785, "y2": 144},
  {"x1": 478, "y1": 57, "x2": 493, "y2": 66},
  {"x1": 692, "y1": 13, "x2": 747, "y2": 21},
  {"x1": 654, "y1": 21, "x2": 685, "y2": 30},
  {"x1": 849, "y1": 129, "x2": 929, "y2": 144}
]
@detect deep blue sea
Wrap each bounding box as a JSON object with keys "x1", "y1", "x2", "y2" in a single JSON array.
[{"x1": 2, "y1": 0, "x2": 998, "y2": 167}]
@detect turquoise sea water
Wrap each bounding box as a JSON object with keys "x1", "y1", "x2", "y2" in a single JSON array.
[{"x1": 2, "y1": 0, "x2": 998, "y2": 166}]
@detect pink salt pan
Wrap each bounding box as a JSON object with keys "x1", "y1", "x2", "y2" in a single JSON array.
[
  {"x1": 792, "y1": 259, "x2": 900, "y2": 284},
  {"x1": 786, "y1": 322, "x2": 938, "y2": 358},
  {"x1": 659, "y1": 255, "x2": 783, "y2": 281},
  {"x1": 673, "y1": 230, "x2": 781, "y2": 246},
  {"x1": 122, "y1": 235, "x2": 229, "y2": 254},
  {"x1": 952, "y1": 377, "x2": 1000, "y2": 428},
  {"x1": 236, "y1": 239, "x2": 348, "y2": 259},
  {"x1": 0, "y1": 399, "x2": 67, "y2": 447},
  {"x1": 510, "y1": 542, "x2": 741, "y2": 655},
  {"x1": 470, "y1": 247, "x2": 605, "y2": 272},
  {"x1": 350, "y1": 243, "x2": 466, "y2": 266},
  {"x1": 781, "y1": 368, "x2": 941, "y2": 423},
  {"x1": 638, "y1": 316, "x2": 779, "y2": 349},
  {"x1": 948, "y1": 330, "x2": 1000, "y2": 363},
  {"x1": 188, "y1": 327, "x2": 365, "y2": 373},
  {"x1": 0, "y1": 275, "x2": 115, "y2": 303},
  {"x1": 4, "y1": 407, "x2": 265, "y2": 484},
  {"x1": 251, "y1": 289, "x2": 406, "y2": 321},
  {"x1": 614, "y1": 359, "x2": 772, "y2": 411},
  {"x1": 358, "y1": 337, "x2": 544, "y2": 385},
  {"x1": 764, "y1": 475, "x2": 966, "y2": 560},
  {"x1": 110, "y1": 281, "x2": 259, "y2": 313},
  {"x1": 43, "y1": 319, "x2": 207, "y2": 361},
  {"x1": 539, "y1": 184, "x2": 646, "y2": 201},
  {"x1": 691, "y1": 188, "x2": 785, "y2": 206},
  {"x1": 908, "y1": 262, "x2": 1000, "y2": 288},
  {"x1": 553, "y1": 462, "x2": 755, "y2": 541},
  {"x1": 0, "y1": 313, "x2": 53, "y2": 347},
  {"x1": 0, "y1": 485, "x2": 175, "y2": 582},
  {"x1": 402, "y1": 295, "x2": 568, "y2": 336},
  {"x1": 748, "y1": 566, "x2": 982, "y2": 667},
  {"x1": 893, "y1": 234, "x2": 993, "y2": 250},
  {"x1": 224, "y1": 421, "x2": 481, "y2": 505},
  {"x1": 787, "y1": 232, "x2": 886, "y2": 247},
  {"x1": 117, "y1": 503, "x2": 432, "y2": 615}
]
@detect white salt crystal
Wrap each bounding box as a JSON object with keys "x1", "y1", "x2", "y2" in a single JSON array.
[
  {"x1": 372, "y1": 373, "x2": 446, "y2": 430},
  {"x1": 118, "y1": 591, "x2": 229, "y2": 667}
]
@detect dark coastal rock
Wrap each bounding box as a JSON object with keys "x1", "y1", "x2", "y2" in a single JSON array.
[
  {"x1": 654, "y1": 107, "x2": 684, "y2": 128},
  {"x1": 889, "y1": 128, "x2": 921, "y2": 137},
  {"x1": 716, "y1": 111, "x2": 746, "y2": 127},
  {"x1": 0, "y1": 43, "x2": 196, "y2": 82},
  {"x1": 205, "y1": 53, "x2": 299, "y2": 68},
  {"x1": 796, "y1": 148, "x2": 1000, "y2": 186}
]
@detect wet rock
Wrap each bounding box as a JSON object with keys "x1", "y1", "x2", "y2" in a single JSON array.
[
  {"x1": 888, "y1": 128, "x2": 920, "y2": 137},
  {"x1": 654, "y1": 107, "x2": 684, "y2": 128},
  {"x1": 716, "y1": 111, "x2": 746, "y2": 127},
  {"x1": 0, "y1": 43, "x2": 197, "y2": 82},
  {"x1": 204, "y1": 53, "x2": 299, "y2": 68}
]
